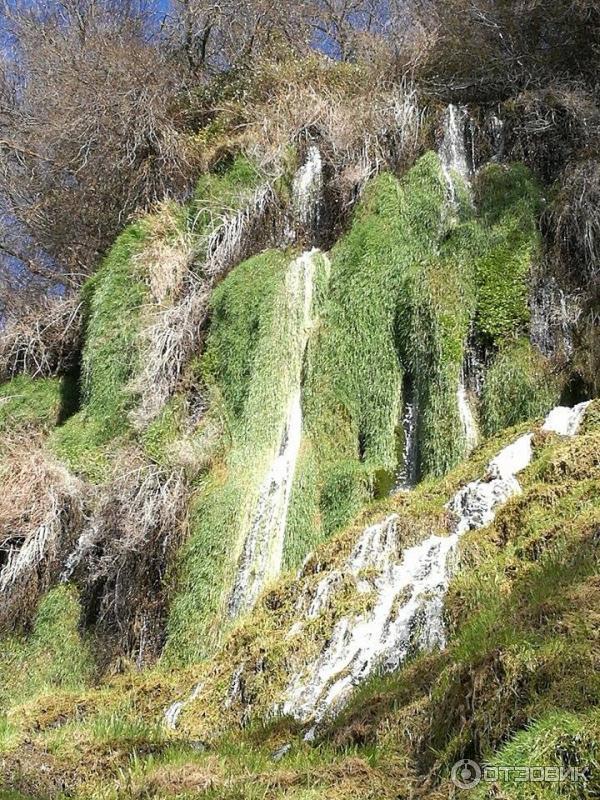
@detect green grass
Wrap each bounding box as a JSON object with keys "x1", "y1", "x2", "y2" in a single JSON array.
[
  {"x1": 481, "y1": 337, "x2": 561, "y2": 435},
  {"x1": 472, "y1": 162, "x2": 542, "y2": 343},
  {"x1": 0, "y1": 586, "x2": 93, "y2": 709},
  {"x1": 164, "y1": 248, "x2": 326, "y2": 664},
  {"x1": 476, "y1": 709, "x2": 600, "y2": 800},
  {"x1": 0, "y1": 375, "x2": 62, "y2": 436},
  {"x1": 50, "y1": 222, "x2": 149, "y2": 479},
  {"x1": 0, "y1": 406, "x2": 598, "y2": 800},
  {"x1": 164, "y1": 154, "x2": 550, "y2": 661},
  {"x1": 284, "y1": 155, "x2": 455, "y2": 566}
]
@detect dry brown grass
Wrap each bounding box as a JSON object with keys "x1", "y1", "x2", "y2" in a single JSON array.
[
  {"x1": 131, "y1": 182, "x2": 278, "y2": 429},
  {"x1": 237, "y1": 62, "x2": 426, "y2": 200}
]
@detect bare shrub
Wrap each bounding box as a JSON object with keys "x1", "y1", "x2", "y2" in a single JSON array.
[
  {"x1": 0, "y1": 0, "x2": 192, "y2": 290},
  {"x1": 166, "y1": 0, "x2": 310, "y2": 76},
  {"x1": 0, "y1": 439, "x2": 85, "y2": 631},
  {"x1": 414, "y1": 0, "x2": 600, "y2": 103},
  {"x1": 504, "y1": 86, "x2": 600, "y2": 182},
  {"x1": 545, "y1": 158, "x2": 600, "y2": 289},
  {"x1": 223, "y1": 59, "x2": 426, "y2": 200}
]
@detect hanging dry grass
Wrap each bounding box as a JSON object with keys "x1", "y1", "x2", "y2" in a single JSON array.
[
  {"x1": 131, "y1": 182, "x2": 278, "y2": 428},
  {"x1": 0, "y1": 437, "x2": 85, "y2": 631},
  {"x1": 239, "y1": 63, "x2": 426, "y2": 197},
  {"x1": 64, "y1": 451, "x2": 187, "y2": 666},
  {"x1": 546, "y1": 157, "x2": 600, "y2": 289},
  {"x1": 0, "y1": 294, "x2": 82, "y2": 381}
]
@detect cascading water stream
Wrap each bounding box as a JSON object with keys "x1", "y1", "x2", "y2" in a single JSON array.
[
  {"x1": 227, "y1": 250, "x2": 323, "y2": 618},
  {"x1": 163, "y1": 402, "x2": 590, "y2": 730},
  {"x1": 394, "y1": 379, "x2": 418, "y2": 491},
  {"x1": 439, "y1": 104, "x2": 470, "y2": 203},
  {"x1": 457, "y1": 377, "x2": 478, "y2": 455},
  {"x1": 530, "y1": 277, "x2": 582, "y2": 359},
  {"x1": 292, "y1": 145, "x2": 323, "y2": 237},
  {"x1": 279, "y1": 402, "x2": 590, "y2": 724}
]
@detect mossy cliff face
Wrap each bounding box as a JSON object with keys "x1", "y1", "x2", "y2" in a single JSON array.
[{"x1": 0, "y1": 146, "x2": 595, "y2": 800}]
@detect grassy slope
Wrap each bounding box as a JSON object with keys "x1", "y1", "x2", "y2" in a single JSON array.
[{"x1": 0, "y1": 403, "x2": 597, "y2": 800}]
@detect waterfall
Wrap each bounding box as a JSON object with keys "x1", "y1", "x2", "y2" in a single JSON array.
[
  {"x1": 457, "y1": 378, "x2": 478, "y2": 455},
  {"x1": 228, "y1": 392, "x2": 303, "y2": 617},
  {"x1": 439, "y1": 104, "x2": 470, "y2": 202},
  {"x1": 164, "y1": 681, "x2": 203, "y2": 730},
  {"x1": 282, "y1": 517, "x2": 459, "y2": 723},
  {"x1": 394, "y1": 380, "x2": 418, "y2": 491},
  {"x1": 227, "y1": 250, "x2": 322, "y2": 618},
  {"x1": 292, "y1": 145, "x2": 323, "y2": 236},
  {"x1": 489, "y1": 113, "x2": 505, "y2": 161},
  {"x1": 440, "y1": 107, "x2": 479, "y2": 458},
  {"x1": 530, "y1": 277, "x2": 582, "y2": 359},
  {"x1": 542, "y1": 401, "x2": 591, "y2": 436},
  {"x1": 280, "y1": 402, "x2": 589, "y2": 724}
]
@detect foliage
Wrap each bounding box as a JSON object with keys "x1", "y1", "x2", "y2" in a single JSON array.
[
  {"x1": 472, "y1": 162, "x2": 542, "y2": 344},
  {"x1": 416, "y1": 0, "x2": 600, "y2": 103},
  {"x1": 50, "y1": 223, "x2": 148, "y2": 479},
  {"x1": 164, "y1": 249, "x2": 295, "y2": 663}
]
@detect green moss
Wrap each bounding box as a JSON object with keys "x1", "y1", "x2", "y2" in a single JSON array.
[
  {"x1": 81, "y1": 223, "x2": 148, "y2": 431},
  {"x1": 481, "y1": 338, "x2": 561, "y2": 436},
  {"x1": 472, "y1": 163, "x2": 542, "y2": 343},
  {"x1": 405, "y1": 255, "x2": 473, "y2": 476},
  {"x1": 201, "y1": 250, "x2": 287, "y2": 425},
  {"x1": 284, "y1": 153, "x2": 468, "y2": 565},
  {"x1": 0, "y1": 376, "x2": 62, "y2": 436},
  {"x1": 142, "y1": 395, "x2": 187, "y2": 465},
  {"x1": 165, "y1": 249, "x2": 326, "y2": 663},
  {"x1": 190, "y1": 154, "x2": 262, "y2": 246}
]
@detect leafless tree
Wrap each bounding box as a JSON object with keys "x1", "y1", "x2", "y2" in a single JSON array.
[
  {"x1": 165, "y1": 0, "x2": 309, "y2": 78},
  {"x1": 0, "y1": 0, "x2": 191, "y2": 297},
  {"x1": 412, "y1": 0, "x2": 600, "y2": 101}
]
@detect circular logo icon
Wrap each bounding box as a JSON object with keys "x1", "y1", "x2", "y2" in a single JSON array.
[{"x1": 451, "y1": 759, "x2": 482, "y2": 789}]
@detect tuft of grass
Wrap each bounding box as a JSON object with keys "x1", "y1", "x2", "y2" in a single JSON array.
[
  {"x1": 477, "y1": 709, "x2": 600, "y2": 800},
  {"x1": 472, "y1": 162, "x2": 542, "y2": 344},
  {"x1": 164, "y1": 248, "x2": 315, "y2": 663},
  {"x1": 50, "y1": 222, "x2": 148, "y2": 479}
]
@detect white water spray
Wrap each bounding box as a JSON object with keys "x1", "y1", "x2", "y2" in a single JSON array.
[
  {"x1": 530, "y1": 278, "x2": 582, "y2": 359},
  {"x1": 542, "y1": 401, "x2": 591, "y2": 437},
  {"x1": 457, "y1": 379, "x2": 478, "y2": 455},
  {"x1": 440, "y1": 104, "x2": 470, "y2": 203},
  {"x1": 394, "y1": 391, "x2": 418, "y2": 491}
]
